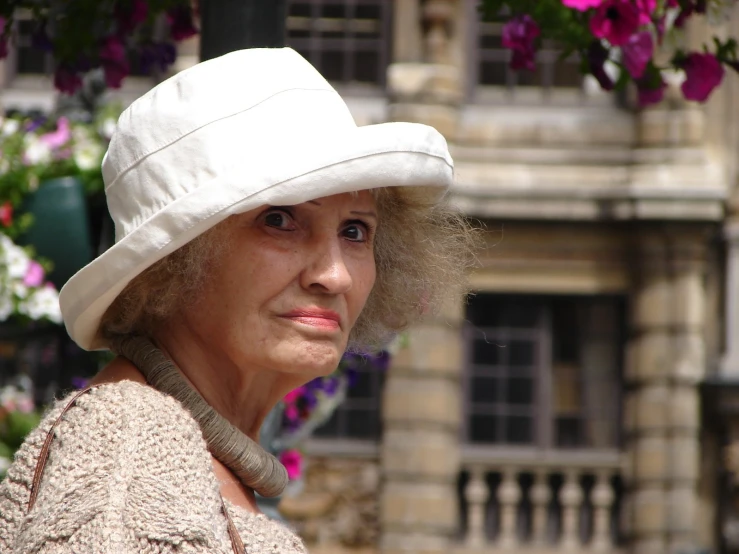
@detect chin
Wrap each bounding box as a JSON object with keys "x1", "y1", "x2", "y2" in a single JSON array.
[{"x1": 276, "y1": 341, "x2": 343, "y2": 377}]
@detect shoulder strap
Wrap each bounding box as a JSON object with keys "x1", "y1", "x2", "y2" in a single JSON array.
[
  {"x1": 25, "y1": 383, "x2": 247, "y2": 554},
  {"x1": 27, "y1": 385, "x2": 99, "y2": 512}
]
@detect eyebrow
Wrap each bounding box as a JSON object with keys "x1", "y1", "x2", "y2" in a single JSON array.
[{"x1": 350, "y1": 210, "x2": 378, "y2": 220}]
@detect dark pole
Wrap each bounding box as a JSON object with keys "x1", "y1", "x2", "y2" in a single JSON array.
[{"x1": 199, "y1": 0, "x2": 286, "y2": 61}]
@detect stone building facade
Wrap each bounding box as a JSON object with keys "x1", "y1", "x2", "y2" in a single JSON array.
[{"x1": 3, "y1": 2, "x2": 739, "y2": 554}]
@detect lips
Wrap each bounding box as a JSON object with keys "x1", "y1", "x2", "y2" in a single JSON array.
[{"x1": 280, "y1": 308, "x2": 342, "y2": 331}]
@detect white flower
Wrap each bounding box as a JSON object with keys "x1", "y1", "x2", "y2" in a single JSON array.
[
  {"x1": 11, "y1": 281, "x2": 28, "y2": 299},
  {"x1": 0, "y1": 289, "x2": 12, "y2": 322},
  {"x1": 73, "y1": 141, "x2": 103, "y2": 171},
  {"x1": 23, "y1": 136, "x2": 52, "y2": 166},
  {"x1": 98, "y1": 118, "x2": 117, "y2": 140},
  {"x1": 20, "y1": 286, "x2": 62, "y2": 323},
  {"x1": 1, "y1": 240, "x2": 30, "y2": 280},
  {"x1": 2, "y1": 119, "x2": 19, "y2": 136}
]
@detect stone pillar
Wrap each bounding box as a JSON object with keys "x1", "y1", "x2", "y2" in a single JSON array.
[
  {"x1": 624, "y1": 231, "x2": 708, "y2": 554},
  {"x1": 666, "y1": 235, "x2": 706, "y2": 554},
  {"x1": 625, "y1": 233, "x2": 672, "y2": 554},
  {"x1": 379, "y1": 299, "x2": 464, "y2": 554},
  {"x1": 387, "y1": 0, "x2": 462, "y2": 139},
  {"x1": 721, "y1": 221, "x2": 739, "y2": 376}
]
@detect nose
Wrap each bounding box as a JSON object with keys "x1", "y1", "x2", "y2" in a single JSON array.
[{"x1": 300, "y1": 235, "x2": 353, "y2": 295}]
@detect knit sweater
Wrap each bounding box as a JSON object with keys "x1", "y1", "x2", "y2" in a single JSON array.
[{"x1": 0, "y1": 381, "x2": 308, "y2": 554}]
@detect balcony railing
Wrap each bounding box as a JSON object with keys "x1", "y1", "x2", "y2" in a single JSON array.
[{"x1": 455, "y1": 447, "x2": 624, "y2": 554}]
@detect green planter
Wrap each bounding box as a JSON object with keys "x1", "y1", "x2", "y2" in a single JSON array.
[{"x1": 21, "y1": 176, "x2": 93, "y2": 289}]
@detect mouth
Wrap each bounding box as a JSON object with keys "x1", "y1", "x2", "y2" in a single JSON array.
[{"x1": 280, "y1": 308, "x2": 342, "y2": 332}]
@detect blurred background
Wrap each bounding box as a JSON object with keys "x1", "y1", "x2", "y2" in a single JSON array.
[{"x1": 2, "y1": 1, "x2": 739, "y2": 554}]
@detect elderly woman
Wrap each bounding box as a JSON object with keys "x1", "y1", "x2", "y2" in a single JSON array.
[{"x1": 0, "y1": 48, "x2": 474, "y2": 553}]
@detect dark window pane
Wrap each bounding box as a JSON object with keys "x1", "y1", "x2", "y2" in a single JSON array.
[
  {"x1": 480, "y1": 33, "x2": 502, "y2": 50},
  {"x1": 354, "y1": 50, "x2": 379, "y2": 83},
  {"x1": 509, "y1": 340, "x2": 535, "y2": 367},
  {"x1": 355, "y1": 3, "x2": 381, "y2": 20},
  {"x1": 471, "y1": 376, "x2": 499, "y2": 404},
  {"x1": 480, "y1": 61, "x2": 506, "y2": 86},
  {"x1": 473, "y1": 339, "x2": 503, "y2": 366},
  {"x1": 347, "y1": 369, "x2": 373, "y2": 399},
  {"x1": 314, "y1": 411, "x2": 341, "y2": 437},
  {"x1": 506, "y1": 377, "x2": 533, "y2": 405},
  {"x1": 470, "y1": 414, "x2": 499, "y2": 443},
  {"x1": 289, "y1": 2, "x2": 312, "y2": 17},
  {"x1": 17, "y1": 49, "x2": 48, "y2": 74},
  {"x1": 506, "y1": 416, "x2": 533, "y2": 444},
  {"x1": 320, "y1": 50, "x2": 345, "y2": 81},
  {"x1": 346, "y1": 409, "x2": 376, "y2": 439},
  {"x1": 556, "y1": 417, "x2": 582, "y2": 448},
  {"x1": 504, "y1": 303, "x2": 540, "y2": 328}
]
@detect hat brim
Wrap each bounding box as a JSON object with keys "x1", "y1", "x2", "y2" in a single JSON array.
[{"x1": 59, "y1": 121, "x2": 453, "y2": 350}]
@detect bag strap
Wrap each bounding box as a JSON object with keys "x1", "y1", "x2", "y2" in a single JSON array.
[{"x1": 26, "y1": 384, "x2": 246, "y2": 554}]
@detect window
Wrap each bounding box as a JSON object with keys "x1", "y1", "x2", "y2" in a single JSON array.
[
  {"x1": 468, "y1": 5, "x2": 587, "y2": 104},
  {"x1": 314, "y1": 355, "x2": 385, "y2": 440},
  {"x1": 286, "y1": 0, "x2": 392, "y2": 86},
  {"x1": 463, "y1": 294, "x2": 623, "y2": 450},
  {"x1": 14, "y1": 19, "x2": 53, "y2": 76}
]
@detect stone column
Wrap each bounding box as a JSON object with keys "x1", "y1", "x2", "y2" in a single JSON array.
[
  {"x1": 625, "y1": 230, "x2": 708, "y2": 554},
  {"x1": 666, "y1": 234, "x2": 706, "y2": 554},
  {"x1": 379, "y1": 299, "x2": 464, "y2": 554},
  {"x1": 387, "y1": 0, "x2": 462, "y2": 139},
  {"x1": 625, "y1": 232, "x2": 672, "y2": 554},
  {"x1": 721, "y1": 221, "x2": 739, "y2": 376}
]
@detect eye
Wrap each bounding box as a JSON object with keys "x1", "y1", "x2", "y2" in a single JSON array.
[
  {"x1": 342, "y1": 221, "x2": 372, "y2": 242},
  {"x1": 263, "y1": 209, "x2": 295, "y2": 230}
]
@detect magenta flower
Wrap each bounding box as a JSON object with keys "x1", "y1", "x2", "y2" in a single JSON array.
[
  {"x1": 502, "y1": 15, "x2": 540, "y2": 71},
  {"x1": 279, "y1": 449, "x2": 303, "y2": 481},
  {"x1": 637, "y1": 78, "x2": 667, "y2": 106},
  {"x1": 283, "y1": 386, "x2": 305, "y2": 405},
  {"x1": 115, "y1": 0, "x2": 149, "y2": 35},
  {"x1": 23, "y1": 261, "x2": 45, "y2": 287},
  {"x1": 590, "y1": 0, "x2": 641, "y2": 46},
  {"x1": 99, "y1": 36, "x2": 130, "y2": 89},
  {"x1": 562, "y1": 0, "x2": 602, "y2": 9},
  {"x1": 622, "y1": 31, "x2": 653, "y2": 79},
  {"x1": 40, "y1": 117, "x2": 72, "y2": 149},
  {"x1": 588, "y1": 41, "x2": 614, "y2": 91},
  {"x1": 0, "y1": 18, "x2": 7, "y2": 59},
  {"x1": 681, "y1": 52, "x2": 724, "y2": 102},
  {"x1": 167, "y1": 6, "x2": 199, "y2": 41},
  {"x1": 635, "y1": 0, "x2": 657, "y2": 24},
  {"x1": 54, "y1": 66, "x2": 83, "y2": 95}
]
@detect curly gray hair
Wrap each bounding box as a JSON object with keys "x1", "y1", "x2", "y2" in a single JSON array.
[{"x1": 100, "y1": 188, "x2": 477, "y2": 350}]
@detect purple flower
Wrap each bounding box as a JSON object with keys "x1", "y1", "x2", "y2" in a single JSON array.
[
  {"x1": 167, "y1": 6, "x2": 199, "y2": 41},
  {"x1": 587, "y1": 40, "x2": 614, "y2": 91},
  {"x1": 115, "y1": 0, "x2": 149, "y2": 35},
  {"x1": 502, "y1": 15, "x2": 540, "y2": 71},
  {"x1": 681, "y1": 52, "x2": 724, "y2": 102},
  {"x1": 99, "y1": 36, "x2": 130, "y2": 89},
  {"x1": 71, "y1": 376, "x2": 90, "y2": 389},
  {"x1": 562, "y1": 0, "x2": 602, "y2": 9},
  {"x1": 637, "y1": 78, "x2": 667, "y2": 106},
  {"x1": 23, "y1": 261, "x2": 45, "y2": 287},
  {"x1": 139, "y1": 42, "x2": 177, "y2": 74},
  {"x1": 54, "y1": 66, "x2": 83, "y2": 95},
  {"x1": 622, "y1": 31, "x2": 653, "y2": 79},
  {"x1": 590, "y1": 0, "x2": 641, "y2": 46}
]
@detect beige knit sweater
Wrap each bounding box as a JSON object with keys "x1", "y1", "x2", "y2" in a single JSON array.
[{"x1": 0, "y1": 381, "x2": 308, "y2": 554}]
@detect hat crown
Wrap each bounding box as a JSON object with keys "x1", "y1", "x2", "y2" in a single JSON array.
[{"x1": 103, "y1": 48, "x2": 356, "y2": 240}]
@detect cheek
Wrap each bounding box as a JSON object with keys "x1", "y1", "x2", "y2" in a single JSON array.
[{"x1": 348, "y1": 259, "x2": 377, "y2": 320}]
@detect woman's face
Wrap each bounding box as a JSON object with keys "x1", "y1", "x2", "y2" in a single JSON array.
[{"x1": 185, "y1": 191, "x2": 377, "y2": 378}]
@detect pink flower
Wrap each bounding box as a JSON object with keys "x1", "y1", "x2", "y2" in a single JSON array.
[
  {"x1": 54, "y1": 66, "x2": 83, "y2": 95},
  {"x1": 115, "y1": 0, "x2": 149, "y2": 35},
  {"x1": 167, "y1": 6, "x2": 199, "y2": 41},
  {"x1": 681, "y1": 52, "x2": 724, "y2": 102},
  {"x1": 0, "y1": 18, "x2": 7, "y2": 59},
  {"x1": 99, "y1": 36, "x2": 130, "y2": 89},
  {"x1": 622, "y1": 31, "x2": 653, "y2": 79},
  {"x1": 636, "y1": 0, "x2": 657, "y2": 24},
  {"x1": 283, "y1": 386, "x2": 305, "y2": 405},
  {"x1": 637, "y1": 79, "x2": 667, "y2": 106},
  {"x1": 40, "y1": 117, "x2": 72, "y2": 150},
  {"x1": 0, "y1": 202, "x2": 12, "y2": 227},
  {"x1": 502, "y1": 15, "x2": 540, "y2": 71},
  {"x1": 284, "y1": 405, "x2": 300, "y2": 422},
  {"x1": 280, "y1": 449, "x2": 303, "y2": 481},
  {"x1": 562, "y1": 0, "x2": 602, "y2": 9},
  {"x1": 24, "y1": 261, "x2": 45, "y2": 287},
  {"x1": 590, "y1": 0, "x2": 641, "y2": 46}
]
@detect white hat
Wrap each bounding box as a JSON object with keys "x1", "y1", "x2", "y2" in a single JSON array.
[{"x1": 59, "y1": 47, "x2": 454, "y2": 350}]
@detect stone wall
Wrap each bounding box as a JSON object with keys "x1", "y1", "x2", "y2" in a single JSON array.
[{"x1": 279, "y1": 455, "x2": 381, "y2": 553}]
